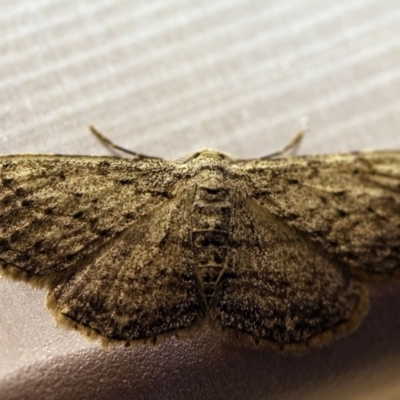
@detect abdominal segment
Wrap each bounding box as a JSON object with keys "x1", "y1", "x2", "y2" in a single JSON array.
[{"x1": 191, "y1": 177, "x2": 232, "y2": 305}]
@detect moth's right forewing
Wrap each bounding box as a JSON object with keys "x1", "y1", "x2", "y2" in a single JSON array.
[{"x1": 241, "y1": 152, "x2": 400, "y2": 278}]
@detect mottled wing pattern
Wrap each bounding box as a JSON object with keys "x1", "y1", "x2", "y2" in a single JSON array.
[
  {"x1": 2, "y1": 149, "x2": 399, "y2": 347},
  {"x1": 240, "y1": 152, "x2": 400, "y2": 276},
  {"x1": 0, "y1": 155, "x2": 178, "y2": 282},
  {"x1": 211, "y1": 197, "x2": 366, "y2": 346},
  {"x1": 50, "y1": 195, "x2": 203, "y2": 342}
]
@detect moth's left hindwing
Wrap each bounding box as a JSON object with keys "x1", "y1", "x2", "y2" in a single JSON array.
[{"x1": 49, "y1": 197, "x2": 204, "y2": 342}]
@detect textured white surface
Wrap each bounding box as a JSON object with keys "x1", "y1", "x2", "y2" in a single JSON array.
[{"x1": 0, "y1": 0, "x2": 400, "y2": 399}]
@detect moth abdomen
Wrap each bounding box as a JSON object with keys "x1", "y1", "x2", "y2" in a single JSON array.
[{"x1": 191, "y1": 175, "x2": 233, "y2": 305}]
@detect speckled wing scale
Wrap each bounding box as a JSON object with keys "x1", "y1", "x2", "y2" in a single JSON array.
[
  {"x1": 0, "y1": 149, "x2": 399, "y2": 350},
  {"x1": 51, "y1": 193, "x2": 203, "y2": 342}
]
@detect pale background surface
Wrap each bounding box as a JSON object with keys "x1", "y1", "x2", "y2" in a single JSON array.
[{"x1": 0, "y1": 1, "x2": 400, "y2": 399}]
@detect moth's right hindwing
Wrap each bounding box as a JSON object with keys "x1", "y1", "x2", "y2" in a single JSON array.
[{"x1": 211, "y1": 197, "x2": 368, "y2": 346}]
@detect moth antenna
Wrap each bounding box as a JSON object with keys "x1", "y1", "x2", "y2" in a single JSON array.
[
  {"x1": 236, "y1": 130, "x2": 304, "y2": 162},
  {"x1": 260, "y1": 130, "x2": 304, "y2": 159},
  {"x1": 89, "y1": 125, "x2": 161, "y2": 159}
]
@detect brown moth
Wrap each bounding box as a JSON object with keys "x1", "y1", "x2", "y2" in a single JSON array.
[{"x1": 1, "y1": 130, "x2": 399, "y2": 350}]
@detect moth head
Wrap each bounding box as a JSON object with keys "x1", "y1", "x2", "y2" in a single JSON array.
[{"x1": 184, "y1": 149, "x2": 234, "y2": 163}]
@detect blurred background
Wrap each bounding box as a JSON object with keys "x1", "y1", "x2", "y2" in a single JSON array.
[{"x1": 0, "y1": 1, "x2": 400, "y2": 399}]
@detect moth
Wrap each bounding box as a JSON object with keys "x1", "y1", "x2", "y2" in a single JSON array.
[{"x1": 1, "y1": 128, "x2": 399, "y2": 350}]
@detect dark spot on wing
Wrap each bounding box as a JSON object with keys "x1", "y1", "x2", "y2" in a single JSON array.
[
  {"x1": 73, "y1": 210, "x2": 85, "y2": 219},
  {"x1": 15, "y1": 187, "x2": 26, "y2": 197},
  {"x1": 2, "y1": 178, "x2": 13, "y2": 187},
  {"x1": 21, "y1": 198, "x2": 34, "y2": 208}
]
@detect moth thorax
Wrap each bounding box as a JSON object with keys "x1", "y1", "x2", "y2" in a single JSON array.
[{"x1": 191, "y1": 180, "x2": 232, "y2": 305}]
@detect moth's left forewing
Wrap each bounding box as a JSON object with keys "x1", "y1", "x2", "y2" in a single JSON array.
[
  {"x1": 240, "y1": 151, "x2": 400, "y2": 278},
  {"x1": 0, "y1": 155, "x2": 180, "y2": 284},
  {"x1": 0, "y1": 154, "x2": 203, "y2": 345}
]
